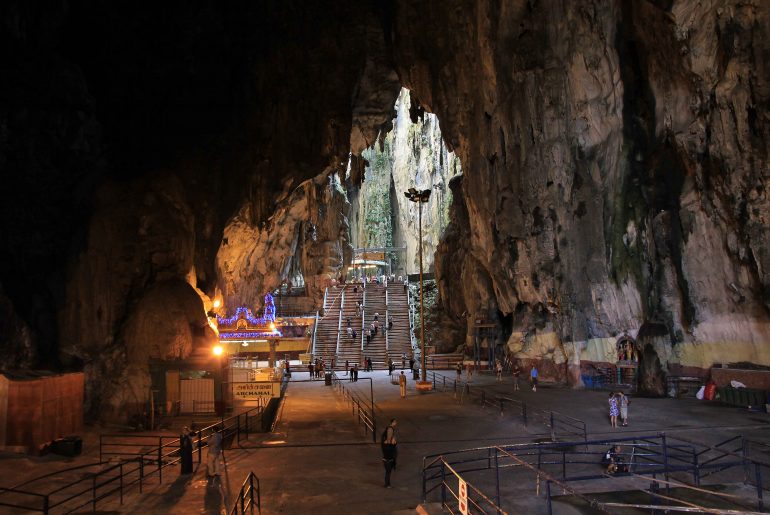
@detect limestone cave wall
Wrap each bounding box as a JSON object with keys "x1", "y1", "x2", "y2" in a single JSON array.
[
  {"x1": 2, "y1": 0, "x2": 769, "y2": 419},
  {"x1": 393, "y1": 0, "x2": 770, "y2": 381}
]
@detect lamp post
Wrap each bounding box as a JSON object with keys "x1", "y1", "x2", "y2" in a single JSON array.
[{"x1": 404, "y1": 187, "x2": 431, "y2": 383}]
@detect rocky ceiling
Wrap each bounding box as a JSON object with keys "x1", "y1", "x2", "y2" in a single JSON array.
[{"x1": 1, "y1": 1, "x2": 768, "y2": 417}]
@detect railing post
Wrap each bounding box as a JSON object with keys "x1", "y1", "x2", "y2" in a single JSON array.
[
  {"x1": 440, "y1": 462, "x2": 446, "y2": 505},
  {"x1": 756, "y1": 463, "x2": 764, "y2": 512},
  {"x1": 158, "y1": 437, "x2": 163, "y2": 483},
  {"x1": 692, "y1": 448, "x2": 700, "y2": 486},
  {"x1": 197, "y1": 433, "x2": 202, "y2": 464},
  {"x1": 139, "y1": 458, "x2": 144, "y2": 493},
  {"x1": 120, "y1": 462, "x2": 124, "y2": 504},
  {"x1": 42, "y1": 495, "x2": 49, "y2": 515},
  {"x1": 546, "y1": 480, "x2": 552, "y2": 515},
  {"x1": 495, "y1": 447, "x2": 501, "y2": 508},
  {"x1": 99, "y1": 435, "x2": 103, "y2": 462},
  {"x1": 92, "y1": 475, "x2": 97, "y2": 511},
  {"x1": 661, "y1": 433, "x2": 670, "y2": 493}
]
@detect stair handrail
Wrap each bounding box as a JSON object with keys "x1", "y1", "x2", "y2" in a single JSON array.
[
  {"x1": 336, "y1": 291, "x2": 344, "y2": 357},
  {"x1": 311, "y1": 310, "x2": 319, "y2": 356},
  {"x1": 229, "y1": 471, "x2": 261, "y2": 515},
  {"x1": 323, "y1": 286, "x2": 328, "y2": 313},
  {"x1": 385, "y1": 289, "x2": 390, "y2": 356},
  {"x1": 360, "y1": 288, "x2": 367, "y2": 351}
]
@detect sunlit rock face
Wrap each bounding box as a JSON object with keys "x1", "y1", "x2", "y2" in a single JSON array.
[
  {"x1": 348, "y1": 89, "x2": 461, "y2": 275},
  {"x1": 394, "y1": 1, "x2": 770, "y2": 379},
  {"x1": 217, "y1": 177, "x2": 353, "y2": 311}
]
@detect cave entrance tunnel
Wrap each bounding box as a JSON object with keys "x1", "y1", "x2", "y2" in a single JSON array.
[{"x1": 343, "y1": 88, "x2": 461, "y2": 281}]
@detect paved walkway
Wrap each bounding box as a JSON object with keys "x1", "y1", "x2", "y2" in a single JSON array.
[{"x1": 4, "y1": 369, "x2": 770, "y2": 514}]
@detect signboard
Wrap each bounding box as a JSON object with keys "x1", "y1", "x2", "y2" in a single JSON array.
[
  {"x1": 233, "y1": 382, "x2": 280, "y2": 399},
  {"x1": 458, "y1": 477, "x2": 468, "y2": 515}
]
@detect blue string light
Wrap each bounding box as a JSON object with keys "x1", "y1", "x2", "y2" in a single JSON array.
[{"x1": 217, "y1": 293, "x2": 277, "y2": 327}]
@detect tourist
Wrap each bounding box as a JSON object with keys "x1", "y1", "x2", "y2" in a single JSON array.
[
  {"x1": 368, "y1": 357, "x2": 373, "y2": 371},
  {"x1": 353, "y1": 364, "x2": 359, "y2": 381},
  {"x1": 399, "y1": 371, "x2": 407, "y2": 398},
  {"x1": 388, "y1": 358, "x2": 394, "y2": 376},
  {"x1": 206, "y1": 425, "x2": 223, "y2": 478},
  {"x1": 609, "y1": 393, "x2": 619, "y2": 428},
  {"x1": 496, "y1": 361, "x2": 503, "y2": 381},
  {"x1": 456, "y1": 361, "x2": 462, "y2": 381},
  {"x1": 388, "y1": 316, "x2": 393, "y2": 331},
  {"x1": 308, "y1": 361, "x2": 314, "y2": 379},
  {"x1": 345, "y1": 359, "x2": 349, "y2": 376},
  {"x1": 346, "y1": 326, "x2": 353, "y2": 338},
  {"x1": 530, "y1": 365, "x2": 538, "y2": 392},
  {"x1": 180, "y1": 426, "x2": 193, "y2": 475},
  {"x1": 381, "y1": 418, "x2": 398, "y2": 487},
  {"x1": 346, "y1": 317, "x2": 352, "y2": 328},
  {"x1": 618, "y1": 392, "x2": 630, "y2": 427},
  {"x1": 403, "y1": 280, "x2": 408, "y2": 292},
  {"x1": 352, "y1": 329, "x2": 357, "y2": 340},
  {"x1": 466, "y1": 362, "x2": 473, "y2": 381},
  {"x1": 349, "y1": 365, "x2": 355, "y2": 381},
  {"x1": 366, "y1": 330, "x2": 371, "y2": 346},
  {"x1": 401, "y1": 353, "x2": 406, "y2": 369},
  {"x1": 512, "y1": 362, "x2": 521, "y2": 391}
]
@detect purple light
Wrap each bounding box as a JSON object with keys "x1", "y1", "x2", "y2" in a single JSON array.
[
  {"x1": 219, "y1": 330, "x2": 283, "y2": 340},
  {"x1": 217, "y1": 293, "x2": 277, "y2": 327}
]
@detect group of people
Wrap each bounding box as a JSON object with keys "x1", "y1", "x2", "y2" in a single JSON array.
[
  {"x1": 608, "y1": 391, "x2": 630, "y2": 427},
  {"x1": 308, "y1": 359, "x2": 326, "y2": 379}
]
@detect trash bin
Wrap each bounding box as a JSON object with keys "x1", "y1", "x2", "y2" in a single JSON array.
[
  {"x1": 324, "y1": 372, "x2": 332, "y2": 386},
  {"x1": 52, "y1": 436, "x2": 82, "y2": 457}
]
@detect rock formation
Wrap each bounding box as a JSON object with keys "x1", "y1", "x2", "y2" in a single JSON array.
[
  {"x1": 1, "y1": 1, "x2": 768, "y2": 418},
  {"x1": 394, "y1": 0, "x2": 770, "y2": 384}
]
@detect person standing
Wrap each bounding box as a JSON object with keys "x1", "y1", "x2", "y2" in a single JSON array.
[
  {"x1": 388, "y1": 316, "x2": 393, "y2": 331},
  {"x1": 353, "y1": 364, "x2": 359, "y2": 382},
  {"x1": 530, "y1": 365, "x2": 538, "y2": 392},
  {"x1": 456, "y1": 361, "x2": 462, "y2": 381},
  {"x1": 180, "y1": 426, "x2": 194, "y2": 475},
  {"x1": 345, "y1": 359, "x2": 349, "y2": 376},
  {"x1": 206, "y1": 425, "x2": 223, "y2": 478},
  {"x1": 401, "y1": 353, "x2": 406, "y2": 369},
  {"x1": 308, "y1": 361, "x2": 314, "y2": 379},
  {"x1": 618, "y1": 392, "x2": 630, "y2": 426},
  {"x1": 496, "y1": 361, "x2": 503, "y2": 381},
  {"x1": 609, "y1": 393, "x2": 619, "y2": 428},
  {"x1": 388, "y1": 358, "x2": 394, "y2": 376},
  {"x1": 381, "y1": 418, "x2": 398, "y2": 487},
  {"x1": 399, "y1": 371, "x2": 407, "y2": 398},
  {"x1": 512, "y1": 362, "x2": 521, "y2": 391}
]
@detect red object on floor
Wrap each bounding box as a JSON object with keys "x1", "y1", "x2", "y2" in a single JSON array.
[{"x1": 704, "y1": 381, "x2": 717, "y2": 401}]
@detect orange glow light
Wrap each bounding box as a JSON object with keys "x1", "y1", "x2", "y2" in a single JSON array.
[
  {"x1": 213, "y1": 299, "x2": 221, "y2": 309},
  {"x1": 213, "y1": 345, "x2": 223, "y2": 356}
]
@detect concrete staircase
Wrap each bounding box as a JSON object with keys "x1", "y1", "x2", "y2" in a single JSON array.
[
  {"x1": 312, "y1": 283, "x2": 413, "y2": 371},
  {"x1": 360, "y1": 284, "x2": 388, "y2": 368},
  {"x1": 386, "y1": 282, "x2": 413, "y2": 365},
  {"x1": 313, "y1": 288, "x2": 344, "y2": 368},
  {"x1": 337, "y1": 288, "x2": 364, "y2": 369}
]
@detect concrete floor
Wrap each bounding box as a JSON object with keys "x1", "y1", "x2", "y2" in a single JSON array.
[{"x1": 2, "y1": 369, "x2": 770, "y2": 514}]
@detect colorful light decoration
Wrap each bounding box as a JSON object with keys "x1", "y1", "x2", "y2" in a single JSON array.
[
  {"x1": 219, "y1": 330, "x2": 282, "y2": 340},
  {"x1": 217, "y1": 293, "x2": 277, "y2": 327},
  {"x1": 212, "y1": 345, "x2": 223, "y2": 356}
]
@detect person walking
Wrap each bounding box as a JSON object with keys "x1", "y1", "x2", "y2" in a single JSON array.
[
  {"x1": 388, "y1": 358, "x2": 394, "y2": 376},
  {"x1": 206, "y1": 425, "x2": 223, "y2": 479},
  {"x1": 618, "y1": 392, "x2": 630, "y2": 426},
  {"x1": 401, "y1": 353, "x2": 406, "y2": 369},
  {"x1": 381, "y1": 418, "x2": 398, "y2": 487},
  {"x1": 609, "y1": 393, "x2": 619, "y2": 428},
  {"x1": 399, "y1": 371, "x2": 407, "y2": 398},
  {"x1": 353, "y1": 364, "x2": 359, "y2": 382},
  {"x1": 512, "y1": 362, "x2": 521, "y2": 391},
  {"x1": 345, "y1": 359, "x2": 349, "y2": 376},
  {"x1": 530, "y1": 365, "x2": 538, "y2": 392}
]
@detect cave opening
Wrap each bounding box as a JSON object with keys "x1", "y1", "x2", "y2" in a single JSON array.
[{"x1": 344, "y1": 88, "x2": 462, "y2": 280}]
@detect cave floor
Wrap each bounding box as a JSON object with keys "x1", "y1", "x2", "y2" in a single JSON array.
[{"x1": 2, "y1": 370, "x2": 769, "y2": 514}]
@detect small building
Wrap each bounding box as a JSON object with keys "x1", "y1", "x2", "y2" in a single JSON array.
[{"x1": 0, "y1": 371, "x2": 84, "y2": 453}]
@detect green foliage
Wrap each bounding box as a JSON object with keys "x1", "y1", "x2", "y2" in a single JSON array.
[{"x1": 361, "y1": 142, "x2": 393, "y2": 249}]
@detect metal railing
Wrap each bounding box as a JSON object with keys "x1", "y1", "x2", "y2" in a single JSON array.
[
  {"x1": 424, "y1": 371, "x2": 587, "y2": 443},
  {"x1": 229, "y1": 471, "x2": 260, "y2": 515},
  {"x1": 311, "y1": 310, "x2": 319, "y2": 356},
  {"x1": 422, "y1": 433, "x2": 770, "y2": 514},
  {"x1": 330, "y1": 372, "x2": 377, "y2": 442},
  {"x1": 335, "y1": 292, "x2": 344, "y2": 356}
]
